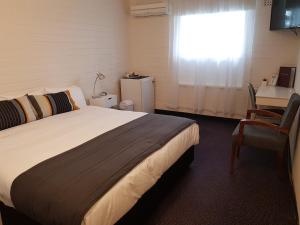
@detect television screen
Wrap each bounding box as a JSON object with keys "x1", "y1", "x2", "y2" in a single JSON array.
[{"x1": 270, "y1": 0, "x2": 300, "y2": 30}]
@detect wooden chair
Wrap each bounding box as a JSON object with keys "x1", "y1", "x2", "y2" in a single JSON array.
[
  {"x1": 248, "y1": 83, "x2": 257, "y2": 110},
  {"x1": 248, "y1": 83, "x2": 285, "y2": 115},
  {"x1": 231, "y1": 93, "x2": 300, "y2": 175}
]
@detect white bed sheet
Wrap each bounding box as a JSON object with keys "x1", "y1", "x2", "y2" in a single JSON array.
[{"x1": 0, "y1": 106, "x2": 199, "y2": 225}]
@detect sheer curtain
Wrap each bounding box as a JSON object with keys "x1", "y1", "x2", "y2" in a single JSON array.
[{"x1": 168, "y1": 0, "x2": 256, "y2": 118}]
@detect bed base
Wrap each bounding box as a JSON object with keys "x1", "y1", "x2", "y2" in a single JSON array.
[{"x1": 0, "y1": 146, "x2": 195, "y2": 225}]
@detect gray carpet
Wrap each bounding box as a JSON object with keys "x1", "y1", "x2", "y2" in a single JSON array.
[{"x1": 117, "y1": 112, "x2": 298, "y2": 225}]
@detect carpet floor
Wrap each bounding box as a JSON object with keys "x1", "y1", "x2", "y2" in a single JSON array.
[{"x1": 117, "y1": 112, "x2": 298, "y2": 225}]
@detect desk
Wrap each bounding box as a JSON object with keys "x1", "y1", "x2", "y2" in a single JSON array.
[{"x1": 256, "y1": 85, "x2": 295, "y2": 107}]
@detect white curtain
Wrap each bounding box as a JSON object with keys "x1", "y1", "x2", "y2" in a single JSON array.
[{"x1": 168, "y1": 0, "x2": 256, "y2": 118}]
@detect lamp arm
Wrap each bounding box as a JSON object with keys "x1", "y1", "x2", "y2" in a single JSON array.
[
  {"x1": 93, "y1": 73, "x2": 106, "y2": 98},
  {"x1": 93, "y1": 77, "x2": 99, "y2": 98}
]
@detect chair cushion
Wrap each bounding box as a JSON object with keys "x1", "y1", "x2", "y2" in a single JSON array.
[
  {"x1": 232, "y1": 123, "x2": 288, "y2": 151},
  {"x1": 280, "y1": 93, "x2": 300, "y2": 129}
]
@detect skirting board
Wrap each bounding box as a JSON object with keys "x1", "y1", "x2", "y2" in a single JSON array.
[{"x1": 0, "y1": 146, "x2": 195, "y2": 225}]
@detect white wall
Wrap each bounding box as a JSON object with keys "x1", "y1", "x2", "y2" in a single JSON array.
[
  {"x1": 250, "y1": 2, "x2": 300, "y2": 87},
  {"x1": 128, "y1": 1, "x2": 300, "y2": 112},
  {"x1": 0, "y1": 0, "x2": 129, "y2": 99},
  {"x1": 0, "y1": 1, "x2": 128, "y2": 224},
  {"x1": 294, "y1": 125, "x2": 300, "y2": 224},
  {"x1": 295, "y1": 49, "x2": 300, "y2": 93},
  {"x1": 292, "y1": 43, "x2": 300, "y2": 223}
]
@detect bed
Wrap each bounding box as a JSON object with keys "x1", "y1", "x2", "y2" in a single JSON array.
[{"x1": 0, "y1": 106, "x2": 199, "y2": 225}]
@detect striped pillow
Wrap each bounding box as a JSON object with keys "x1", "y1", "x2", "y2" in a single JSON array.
[
  {"x1": 0, "y1": 96, "x2": 37, "y2": 131},
  {"x1": 28, "y1": 91, "x2": 79, "y2": 119}
]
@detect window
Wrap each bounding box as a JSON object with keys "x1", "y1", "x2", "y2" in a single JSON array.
[
  {"x1": 178, "y1": 11, "x2": 246, "y2": 62},
  {"x1": 173, "y1": 10, "x2": 248, "y2": 87}
]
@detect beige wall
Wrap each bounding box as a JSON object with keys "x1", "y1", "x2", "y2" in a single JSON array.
[
  {"x1": 292, "y1": 43, "x2": 300, "y2": 223},
  {"x1": 294, "y1": 121, "x2": 300, "y2": 224},
  {"x1": 0, "y1": 1, "x2": 128, "y2": 224},
  {"x1": 0, "y1": 0, "x2": 129, "y2": 99},
  {"x1": 128, "y1": 1, "x2": 300, "y2": 112},
  {"x1": 295, "y1": 49, "x2": 300, "y2": 93},
  {"x1": 251, "y1": 2, "x2": 300, "y2": 87}
]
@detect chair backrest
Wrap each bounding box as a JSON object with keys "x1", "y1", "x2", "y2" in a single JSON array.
[
  {"x1": 280, "y1": 93, "x2": 300, "y2": 130},
  {"x1": 248, "y1": 83, "x2": 257, "y2": 109}
]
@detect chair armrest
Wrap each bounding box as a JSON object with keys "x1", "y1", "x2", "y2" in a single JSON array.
[
  {"x1": 237, "y1": 119, "x2": 289, "y2": 144},
  {"x1": 246, "y1": 109, "x2": 283, "y2": 119},
  {"x1": 239, "y1": 119, "x2": 289, "y2": 135}
]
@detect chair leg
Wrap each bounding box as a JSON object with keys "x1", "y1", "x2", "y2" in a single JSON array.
[
  {"x1": 276, "y1": 151, "x2": 284, "y2": 178},
  {"x1": 230, "y1": 143, "x2": 238, "y2": 174},
  {"x1": 236, "y1": 146, "x2": 240, "y2": 159}
]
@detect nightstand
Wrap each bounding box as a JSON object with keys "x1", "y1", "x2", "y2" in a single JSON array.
[{"x1": 89, "y1": 94, "x2": 118, "y2": 108}]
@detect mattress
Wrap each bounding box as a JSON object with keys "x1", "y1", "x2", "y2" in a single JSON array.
[{"x1": 0, "y1": 106, "x2": 199, "y2": 225}]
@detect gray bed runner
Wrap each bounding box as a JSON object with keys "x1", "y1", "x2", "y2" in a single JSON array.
[{"x1": 11, "y1": 113, "x2": 195, "y2": 225}]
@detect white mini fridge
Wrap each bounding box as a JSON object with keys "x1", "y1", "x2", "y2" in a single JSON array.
[{"x1": 121, "y1": 76, "x2": 154, "y2": 113}]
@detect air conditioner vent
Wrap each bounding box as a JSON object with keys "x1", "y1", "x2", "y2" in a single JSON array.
[{"x1": 130, "y1": 2, "x2": 169, "y2": 17}]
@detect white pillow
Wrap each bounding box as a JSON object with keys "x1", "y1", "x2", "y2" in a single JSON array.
[
  {"x1": 45, "y1": 86, "x2": 87, "y2": 108},
  {"x1": 0, "y1": 88, "x2": 45, "y2": 100}
]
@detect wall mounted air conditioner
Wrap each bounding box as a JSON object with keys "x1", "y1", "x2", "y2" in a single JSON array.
[{"x1": 130, "y1": 2, "x2": 169, "y2": 17}]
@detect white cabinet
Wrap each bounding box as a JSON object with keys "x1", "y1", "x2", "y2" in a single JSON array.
[
  {"x1": 121, "y1": 77, "x2": 154, "y2": 113},
  {"x1": 89, "y1": 94, "x2": 118, "y2": 108}
]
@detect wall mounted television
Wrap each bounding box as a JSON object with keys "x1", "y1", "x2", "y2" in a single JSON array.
[{"x1": 270, "y1": 0, "x2": 300, "y2": 30}]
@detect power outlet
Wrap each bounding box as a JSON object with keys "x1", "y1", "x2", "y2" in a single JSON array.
[{"x1": 264, "y1": 0, "x2": 272, "y2": 6}]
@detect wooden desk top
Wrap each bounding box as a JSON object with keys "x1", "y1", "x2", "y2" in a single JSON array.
[
  {"x1": 256, "y1": 85, "x2": 295, "y2": 107},
  {"x1": 256, "y1": 86, "x2": 295, "y2": 100}
]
